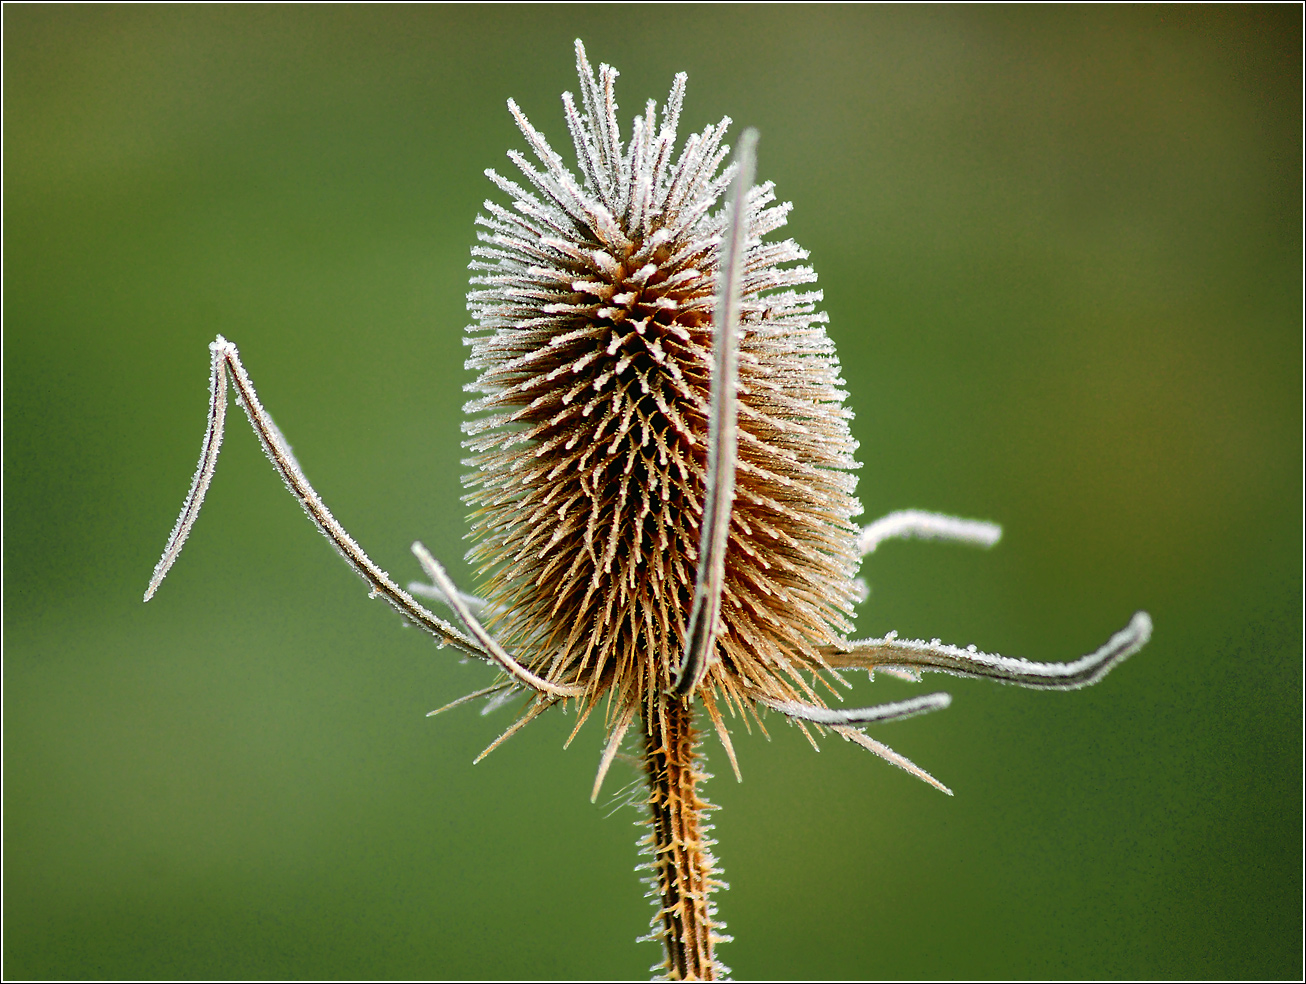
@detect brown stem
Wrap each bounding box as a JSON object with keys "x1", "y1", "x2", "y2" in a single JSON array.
[{"x1": 642, "y1": 695, "x2": 727, "y2": 980}]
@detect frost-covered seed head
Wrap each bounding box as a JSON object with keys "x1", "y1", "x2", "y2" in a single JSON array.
[{"x1": 463, "y1": 41, "x2": 862, "y2": 736}]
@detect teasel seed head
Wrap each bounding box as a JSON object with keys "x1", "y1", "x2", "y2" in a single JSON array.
[
  {"x1": 141, "y1": 37, "x2": 1151, "y2": 982},
  {"x1": 463, "y1": 41, "x2": 862, "y2": 746}
]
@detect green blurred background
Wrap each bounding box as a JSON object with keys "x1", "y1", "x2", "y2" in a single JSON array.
[{"x1": 4, "y1": 5, "x2": 1300, "y2": 980}]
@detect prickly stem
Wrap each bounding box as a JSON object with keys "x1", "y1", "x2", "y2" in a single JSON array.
[{"x1": 641, "y1": 696, "x2": 728, "y2": 980}]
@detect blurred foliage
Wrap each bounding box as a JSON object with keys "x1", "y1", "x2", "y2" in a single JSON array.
[{"x1": 4, "y1": 5, "x2": 1300, "y2": 980}]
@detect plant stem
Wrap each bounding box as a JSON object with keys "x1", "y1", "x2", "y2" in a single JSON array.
[{"x1": 642, "y1": 696, "x2": 725, "y2": 980}]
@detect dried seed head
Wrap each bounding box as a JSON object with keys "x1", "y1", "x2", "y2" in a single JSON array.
[{"x1": 464, "y1": 41, "x2": 861, "y2": 735}]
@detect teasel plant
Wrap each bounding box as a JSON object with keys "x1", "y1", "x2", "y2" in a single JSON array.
[{"x1": 145, "y1": 41, "x2": 1153, "y2": 981}]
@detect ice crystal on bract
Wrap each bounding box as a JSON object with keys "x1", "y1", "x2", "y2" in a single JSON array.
[{"x1": 463, "y1": 41, "x2": 862, "y2": 752}]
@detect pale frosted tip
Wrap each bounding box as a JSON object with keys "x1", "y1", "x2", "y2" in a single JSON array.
[
  {"x1": 1128, "y1": 610, "x2": 1154, "y2": 645},
  {"x1": 858, "y1": 509, "x2": 1002, "y2": 556}
]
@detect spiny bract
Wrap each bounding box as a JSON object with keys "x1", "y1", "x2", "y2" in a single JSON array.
[{"x1": 463, "y1": 42, "x2": 862, "y2": 748}]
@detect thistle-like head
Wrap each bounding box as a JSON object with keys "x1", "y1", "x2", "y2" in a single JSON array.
[{"x1": 463, "y1": 41, "x2": 862, "y2": 739}]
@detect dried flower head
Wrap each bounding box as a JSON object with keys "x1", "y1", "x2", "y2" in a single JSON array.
[
  {"x1": 146, "y1": 40, "x2": 1153, "y2": 981},
  {"x1": 462, "y1": 41, "x2": 864, "y2": 770}
]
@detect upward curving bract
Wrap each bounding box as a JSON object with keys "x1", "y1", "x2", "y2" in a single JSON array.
[{"x1": 463, "y1": 41, "x2": 863, "y2": 739}]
